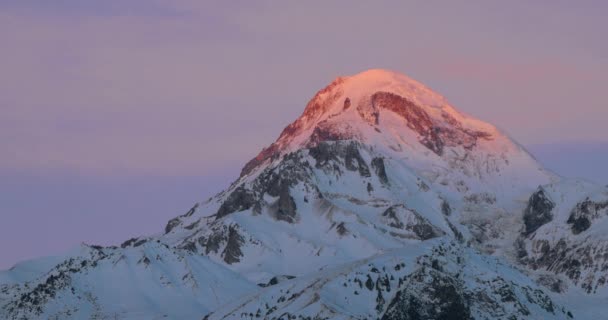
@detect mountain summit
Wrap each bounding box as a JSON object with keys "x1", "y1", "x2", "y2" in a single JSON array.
[
  {"x1": 244, "y1": 69, "x2": 501, "y2": 175},
  {"x1": 243, "y1": 69, "x2": 552, "y2": 202},
  {"x1": 2, "y1": 70, "x2": 607, "y2": 319}
]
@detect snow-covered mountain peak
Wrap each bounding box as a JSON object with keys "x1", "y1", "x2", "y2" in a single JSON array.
[
  {"x1": 289, "y1": 68, "x2": 491, "y2": 135},
  {"x1": 241, "y1": 69, "x2": 549, "y2": 195},
  {"x1": 10, "y1": 69, "x2": 604, "y2": 320},
  {"x1": 337, "y1": 68, "x2": 449, "y2": 110}
]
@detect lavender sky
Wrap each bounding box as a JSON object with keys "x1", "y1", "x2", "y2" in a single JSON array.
[{"x1": 1, "y1": 1, "x2": 607, "y2": 269}]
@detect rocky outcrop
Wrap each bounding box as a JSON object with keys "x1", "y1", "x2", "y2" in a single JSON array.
[
  {"x1": 275, "y1": 186, "x2": 297, "y2": 223},
  {"x1": 522, "y1": 187, "x2": 554, "y2": 236},
  {"x1": 195, "y1": 223, "x2": 247, "y2": 265},
  {"x1": 239, "y1": 77, "x2": 345, "y2": 177},
  {"x1": 165, "y1": 203, "x2": 199, "y2": 234},
  {"x1": 216, "y1": 186, "x2": 256, "y2": 219},
  {"x1": 257, "y1": 275, "x2": 296, "y2": 288},
  {"x1": 343, "y1": 97, "x2": 351, "y2": 110},
  {"x1": 567, "y1": 198, "x2": 608, "y2": 235},
  {"x1": 2, "y1": 247, "x2": 111, "y2": 318},
  {"x1": 203, "y1": 241, "x2": 570, "y2": 320},
  {"x1": 369, "y1": 91, "x2": 492, "y2": 156},
  {"x1": 371, "y1": 157, "x2": 389, "y2": 185},
  {"x1": 165, "y1": 217, "x2": 181, "y2": 234},
  {"x1": 223, "y1": 226, "x2": 245, "y2": 264},
  {"x1": 381, "y1": 205, "x2": 444, "y2": 240},
  {"x1": 4, "y1": 69, "x2": 570, "y2": 320},
  {"x1": 382, "y1": 269, "x2": 470, "y2": 320},
  {"x1": 344, "y1": 142, "x2": 371, "y2": 177},
  {"x1": 441, "y1": 200, "x2": 452, "y2": 216},
  {"x1": 382, "y1": 247, "x2": 565, "y2": 320},
  {"x1": 308, "y1": 120, "x2": 356, "y2": 146},
  {"x1": 519, "y1": 237, "x2": 608, "y2": 294},
  {"x1": 309, "y1": 141, "x2": 371, "y2": 178},
  {"x1": 371, "y1": 92, "x2": 442, "y2": 155}
]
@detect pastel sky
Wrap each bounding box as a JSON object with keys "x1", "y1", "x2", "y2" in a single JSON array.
[{"x1": 1, "y1": 1, "x2": 607, "y2": 269}]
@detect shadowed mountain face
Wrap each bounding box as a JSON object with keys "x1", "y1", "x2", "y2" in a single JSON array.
[{"x1": 2, "y1": 69, "x2": 605, "y2": 319}]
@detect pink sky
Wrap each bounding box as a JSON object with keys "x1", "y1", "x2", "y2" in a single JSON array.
[
  {"x1": 1, "y1": 1, "x2": 607, "y2": 269},
  {"x1": 1, "y1": 1, "x2": 607, "y2": 176}
]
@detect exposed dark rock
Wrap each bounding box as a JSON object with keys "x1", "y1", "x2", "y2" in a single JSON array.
[
  {"x1": 416, "y1": 179, "x2": 430, "y2": 192},
  {"x1": 3, "y1": 252, "x2": 110, "y2": 318},
  {"x1": 357, "y1": 96, "x2": 380, "y2": 125},
  {"x1": 216, "y1": 186, "x2": 256, "y2": 219},
  {"x1": 180, "y1": 242, "x2": 197, "y2": 253},
  {"x1": 382, "y1": 269, "x2": 471, "y2": 320},
  {"x1": 523, "y1": 188, "x2": 555, "y2": 236},
  {"x1": 198, "y1": 231, "x2": 223, "y2": 255},
  {"x1": 255, "y1": 152, "x2": 310, "y2": 198},
  {"x1": 133, "y1": 239, "x2": 147, "y2": 247},
  {"x1": 537, "y1": 275, "x2": 567, "y2": 293},
  {"x1": 567, "y1": 198, "x2": 608, "y2": 235},
  {"x1": 441, "y1": 200, "x2": 452, "y2": 216},
  {"x1": 447, "y1": 221, "x2": 464, "y2": 243},
  {"x1": 309, "y1": 142, "x2": 341, "y2": 168},
  {"x1": 371, "y1": 157, "x2": 389, "y2": 185},
  {"x1": 309, "y1": 141, "x2": 371, "y2": 178},
  {"x1": 184, "y1": 220, "x2": 199, "y2": 230},
  {"x1": 514, "y1": 237, "x2": 528, "y2": 260},
  {"x1": 222, "y1": 225, "x2": 245, "y2": 264},
  {"x1": 412, "y1": 224, "x2": 440, "y2": 241},
  {"x1": 345, "y1": 143, "x2": 371, "y2": 177},
  {"x1": 308, "y1": 120, "x2": 355, "y2": 146},
  {"x1": 138, "y1": 256, "x2": 151, "y2": 266},
  {"x1": 343, "y1": 97, "x2": 351, "y2": 110},
  {"x1": 251, "y1": 155, "x2": 312, "y2": 223},
  {"x1": 119, "y1": 237, "x2": 146, "y2": 248},
  {"x1": 183, "y1": 203, "x2": 199, "y2": 217},
  {"x1": 568, "y1": 215, "x2": 591, "y2": 235},
  {"x1": 276, "y1": 187, "x2": 297, "y2": 223},
  {"x1": 522, "y1": 286, "x2": 556, "y2": 314},
  {"x1": 336, "y1": 222, "x2": 348, "y2": 236},
  {"x1": 382, "y1": 205, "x2": 444, "y2": 240},
  {"x1": 120, "y1": 238, "x2": 138, "y2": 248},
  {"x1": 164, "y1": 217, "x2": 181, "y2": 234},
  {"x1": 382, "y1": 206, "x2": 405, "y2": 229},
  {"x1": 420, "y1": 131, "x2": 445, "y2": 157},
  {"x1": 518, "y1": 238, "x2": 608, "y2": 293},
  {"x1": 464, "y1": 192, "x2": 496, "y2": 205},
  {"x1": 258, "y1": 275, "x2": 296, "y2": 287},
  {"x1": 369, "y1": 91, "x2": 491, "y2": 156},
  {"x1": 371, "y1": 92, "x2": 443, "y2": 156},
  {"x1": 365, "y1": 275, "x2": 374, "y2": 291}
]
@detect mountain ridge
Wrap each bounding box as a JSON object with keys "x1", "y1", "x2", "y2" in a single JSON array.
[{"x1": 2, "y1": 69, "x2": 607, "y2": 319}]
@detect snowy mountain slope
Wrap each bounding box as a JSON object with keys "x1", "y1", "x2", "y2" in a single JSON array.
[
  {"x1": 161, "y1": 140, "x2": 455, "y2": 283},
  {"x1": 0, "y1": 242, "x2": 256, "y2": 319},
  {"x1": 1, "y1": 69, "x2": 605, "y2": 319},
  {"x1": 205, "y1": 239, "x2": 572, "y2": 320},
  {"x1": 160, "y1": 69, "x2": 555, "y2": 280},
  {"x1": 516, "y1": 179, "x2": 608, "y2": 295},
  {"x1": 240, "y1": 69, "x2": 554, "y2": 194}
]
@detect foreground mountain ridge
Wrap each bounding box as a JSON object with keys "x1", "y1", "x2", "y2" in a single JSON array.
[{"x1": 2, "y1": 69, "x2": 607, "y2": 319}]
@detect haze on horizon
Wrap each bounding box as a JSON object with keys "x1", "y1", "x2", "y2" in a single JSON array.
[{"x1": 1, "y1": 1, "x2": 607, "y2": 270}]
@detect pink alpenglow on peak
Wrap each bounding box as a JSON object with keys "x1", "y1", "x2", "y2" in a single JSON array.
[{"x1": 241, "y1": 69, "x2": 551, "y2": 193}]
